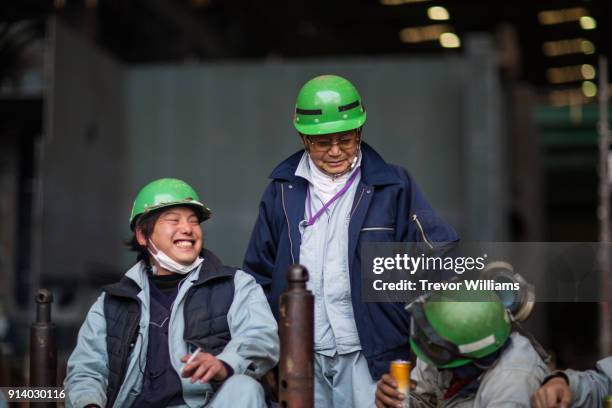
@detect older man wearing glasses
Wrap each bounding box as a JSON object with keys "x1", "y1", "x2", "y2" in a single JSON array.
[{"x1": 243, "y1": 74, "x2": 458, "y2": 407}]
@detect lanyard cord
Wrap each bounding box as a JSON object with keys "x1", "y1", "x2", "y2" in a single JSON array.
[{"x1": 305, "y1": 168, "x2": 360, "y2": 226}]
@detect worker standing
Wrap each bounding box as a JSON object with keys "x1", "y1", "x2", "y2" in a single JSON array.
[{"x1": 243, "y1": 75, "x2": 458, "y2": 407}]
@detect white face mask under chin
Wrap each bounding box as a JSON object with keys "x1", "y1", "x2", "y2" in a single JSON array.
[
  {"x1": 307, "y1": 143, "x2": 361, "y2": 180},
  {"x1": 147, "y1": 240, "x2": 203, "y2": 275}
]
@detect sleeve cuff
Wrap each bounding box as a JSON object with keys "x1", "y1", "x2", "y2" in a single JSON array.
[
  {"x1": 541, "y1": 370, "x2": 569, "y2": 386},
  {"x1": 215, "y1": 350, "x2": 250, "y2": 375},
  {"x1": 219, "y1": 360, "x2": 234, "y2": 379},
  {"x1": 208, "y1": 359, "x2": 236, "y2": 392}
]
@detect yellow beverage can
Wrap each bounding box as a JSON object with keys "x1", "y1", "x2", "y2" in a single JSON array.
[{"x1": 390, "y1": 360, "x2": 411, "y2": 408}]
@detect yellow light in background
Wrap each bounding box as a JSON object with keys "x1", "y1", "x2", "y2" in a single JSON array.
[
  {"x1": 542, "y1": 38, "x2": 596, "y2": 56},
  {"x1": 543, "y1": 39, "x2": 581, "y2": 56},
  {"x1": 399, "y1": 24, "x2": 451, "y2": 43},
  {"x1": 581, "y1": 40, "x2": 596, "y2": 55},
  {"x1": 579, "y1": 16, "x2": 597, "y2": 30},
  {"x1": 582, "y1": 81, "x2": 597, "y2": 97},
  {"x1": 538, "y1": 7, "x2": 588, "y2": 25},
  {"x1": 546, "y1": 66, "x2": 584, "y2": 84},
  {"x1": 439, "y1": 32, "x2": 461, "y2": 48},
  {"x1": 381, "y1": 0, "x2": 430, "y2": 5},
  {"x1": 428, "y1": 6, "x2": 449, "y2": 21},
  {"x1": 545, "y1": 65, "x2": 599, "y2": 84},
  {"x1": 549, "y1": 89, "x2": 585, "y2": 107},
  {"x1": 581, "y1": 64, "x2": 596, "y2": 80},
  {"x1": 546, "y1": 69, "x2": 562, "y2": 84},
  {"x1": 381, "y1": 0, "x2": 403, "y2": 5}
]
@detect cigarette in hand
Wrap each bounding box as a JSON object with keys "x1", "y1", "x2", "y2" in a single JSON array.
[{"x1": 181, "y1": 347, "x2": 201, "y2": 375}]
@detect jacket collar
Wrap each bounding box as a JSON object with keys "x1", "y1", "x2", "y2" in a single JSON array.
[
  {"x1": 269, "y1": 142, "x2": 400, "y2": 186},
  {"x1": 103, "y1": 262, "x2": 146, "y2": 299},
  {"x1": 107, "y1": 248, "x2": 231, "y2": 297},
  {"x1": 192, "y1": 248, "x2": 234, "y2": 285}
]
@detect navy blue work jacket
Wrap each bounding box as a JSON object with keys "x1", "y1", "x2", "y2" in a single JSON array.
[{"x1": 243, "y1": 142, "x2": 459, "y2": 380}]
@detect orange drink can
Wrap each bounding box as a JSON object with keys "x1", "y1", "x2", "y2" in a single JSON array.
[{"x1": 390, "y1": 360, "x2": 411, "y2": 408}]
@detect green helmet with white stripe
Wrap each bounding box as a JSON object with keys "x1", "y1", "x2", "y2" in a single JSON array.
[{"x1": 409, "y1": 289, "x2": 511, "y2": 369}]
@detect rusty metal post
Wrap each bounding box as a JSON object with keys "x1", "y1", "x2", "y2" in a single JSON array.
[
  {"x1": 279, "y1": 264, "x2": 314, "y2": 408},
  {"x1": 30, "y1": 289, "x2": 57, "y2": 402}
]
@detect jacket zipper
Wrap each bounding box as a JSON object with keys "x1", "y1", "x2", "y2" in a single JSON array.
[
  {"x1": 281, "y1": 183, "x2": 296, "y2": 264},
  {"x1": 349, "y1": 187, "x2": 366, "y2": 220},
  {"x1": 166, "y1": 274, "x2": 195, "y2": 375},
  {"x1": 169, "y1": 274, "x2": 190, "y2": 324},
  {"x1": 126, "y1": 318, "x2": 139, "y2": 352},
  {"x1": 411, "y1": 213, "x2": 434, "y2": 249}
]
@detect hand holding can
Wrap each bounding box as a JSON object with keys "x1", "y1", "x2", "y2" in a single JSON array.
[{"x1": 390, "y1": 360, "x2": 411, "y2": 408}]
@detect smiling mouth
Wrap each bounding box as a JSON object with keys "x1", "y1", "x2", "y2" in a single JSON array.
[{"x1": 174, "y1": 240, "x2": 195, "y2": 248}]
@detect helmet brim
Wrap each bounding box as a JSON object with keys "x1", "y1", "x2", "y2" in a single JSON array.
[
  {"x1": 294, "y1": 113, "x2": 366, "y2": 136},
  {"x1": 130, "y1": 200, "x2": 211, "y2": 230},
  {"x1": 409, "y1": 338, "x2": 472, "y2": 369}
]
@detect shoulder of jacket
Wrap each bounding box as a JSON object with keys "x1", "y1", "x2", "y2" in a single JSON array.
[
  {"x1": 103, "y1": 276, "x2": 140, "y2": 300},
  {"x1": 596, "y1": 356, "x2": 612, "y2": 378},
  {"x1": 386, "y1": 164, "x2": 412, "y2": 181},
  {"x1": 372, "y1": 164, "x2": 413, "y2": 192},
  {"x1": 484, "y1": 333, "x2": 547, "y2": 379}
]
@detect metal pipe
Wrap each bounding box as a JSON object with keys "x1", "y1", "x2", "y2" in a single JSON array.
[
  {"x1": 29, "y1": 288, "x2": 57, "y2": 407},
  {"x1": 278, "y1": 264, "x2": 314, "y2": 408}
]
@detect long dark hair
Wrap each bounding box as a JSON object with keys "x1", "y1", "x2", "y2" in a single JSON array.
[{"x1": 125, "y1": 211, "x2": 163, "y2": 265}]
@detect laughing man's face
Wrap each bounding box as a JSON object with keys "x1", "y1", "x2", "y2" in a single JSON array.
[{"x1": 140, "y1": 206, "x2": 202, "y2": 268}]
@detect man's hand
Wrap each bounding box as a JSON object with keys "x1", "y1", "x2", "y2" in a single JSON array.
[
  {"x1": 531, "y1": 376, "x2": 572, "y2": 408},
  {"x1": 180, "y1": 351, "x2": 229, "y2": 384},
  {"x1": 375, "y1": 373, "x2": 414, "y2": 408}
]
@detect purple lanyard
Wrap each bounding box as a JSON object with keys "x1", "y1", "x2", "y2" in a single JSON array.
[{"x1": 305, "y1": 168, "x2": 361, "y2": 226}]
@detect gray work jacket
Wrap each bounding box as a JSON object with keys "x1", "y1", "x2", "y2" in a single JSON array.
[
  {"x1": 552, "y1": 356, "x2": 612, "y2": 407},
  {"x1": 408, "y1": 333, "x2": 549, "y2": 407},
  {"x1": 64, "y1": 262, "x2": 279, "y2": 408}
]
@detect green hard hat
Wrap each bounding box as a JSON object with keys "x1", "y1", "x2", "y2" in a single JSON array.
[
  {"x1": 409, "y1": 289, "x2": 511, "y2": 369},
  {"x1": 293, "y1": 75, "x2": 367, "y2": 135},
  {"x1": 129, "y1": 178, "x2": 211, "y2": 229}
]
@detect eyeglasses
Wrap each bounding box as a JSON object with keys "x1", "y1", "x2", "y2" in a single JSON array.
[{"x1": 306, "y1": 134, "x2": 360, "y2": 153}]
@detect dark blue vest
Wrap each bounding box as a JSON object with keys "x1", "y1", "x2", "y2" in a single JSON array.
[{"x1": 102, "y1": 249, "x2": 236, "y2": 408}]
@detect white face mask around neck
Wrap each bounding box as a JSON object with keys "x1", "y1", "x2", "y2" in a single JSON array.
[{"x1": 147, "y1": 239, "x2": 203, "y2": 275}]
